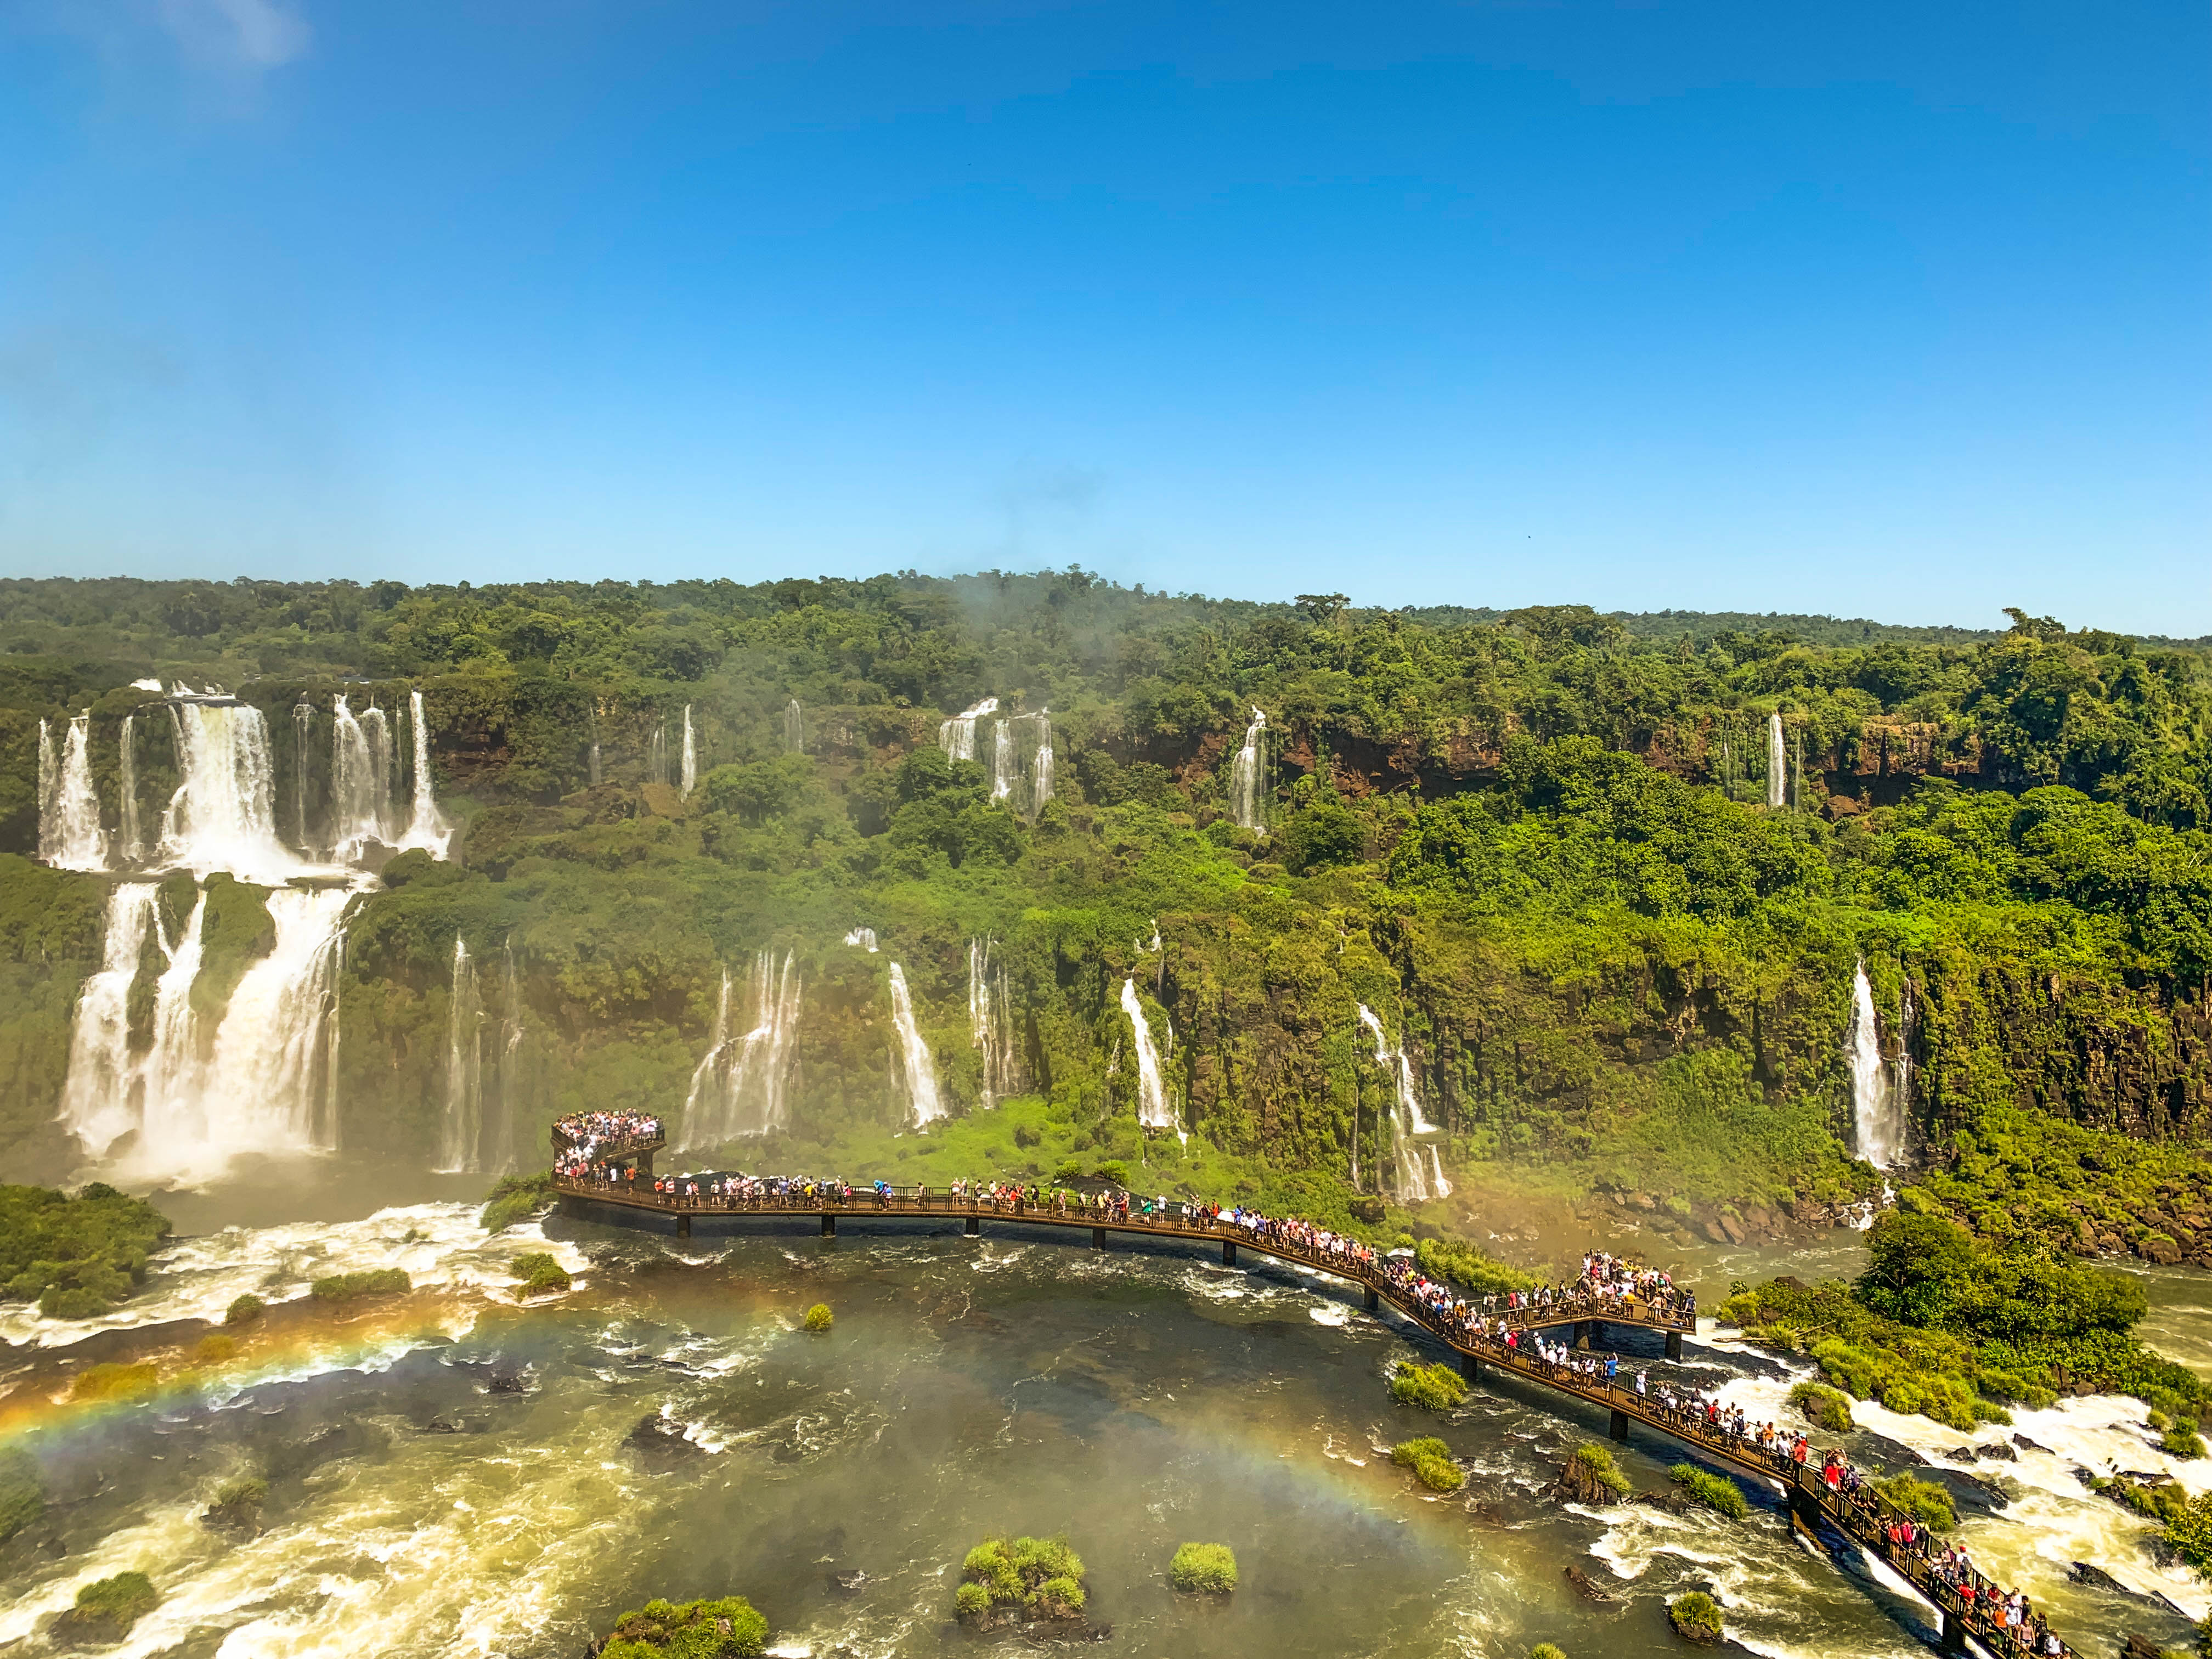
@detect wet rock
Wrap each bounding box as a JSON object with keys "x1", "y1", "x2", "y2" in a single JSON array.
[
  {"x1": 485, "y1": 1369, "x2": 531, "y2": 1394},
  {"x1": 1717, "y1": 1214, "x2": 1746, "y2": 1245},
  {"x1": 1703, "y1": 1221, "x2": 1728, "y2": 1245},
  {"x1": 2070, "y1": 1562, "x2": 2188, "y2": 1616},
  {"x1": 421, "y1": 1417, "x2": 464, "y2": 1434},
  {"x1": 1638, "y1": 1487, "x2": 1692, "y2": 1514},
  {"x1": 625, "y1": 1414, "x2": 701, "y2": 1459},
  {"x1": 828, "y1": 1570, "x2": 870, "y2": 1593},
  {"x1": 1564, "y1": 1563, "x2": 1618, "y2": 1602},
  {"x1": 2012, "y1": 1434, "x2": 2052, "y2": 1455},
  {"x1": 2145, "y1": 1239, "x2": 2185, "y2": 1267},
  {"x1": 1965, "y1": 1440, "x2": 2016, "y2": 1462},
  {"x1": 1922, "y1": 1467, "x2": 2008, "y2": 1517},
  {"x1": 1857, "y1": 1433, "x2": 1928, "y2": 1469}
]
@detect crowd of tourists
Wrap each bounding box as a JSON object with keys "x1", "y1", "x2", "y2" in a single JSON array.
[{"x1": 551, "y1": 1111, "x2": 663, "y2": 1166}]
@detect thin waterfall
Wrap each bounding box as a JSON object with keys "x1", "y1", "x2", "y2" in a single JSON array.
[
  {"x1": 784, "y1": 698, "x2": 805, "y2": 754},
  {"x1": 1429, "y1": 1144, "x2": 1452, "y2": 1199},
  {"x1": 331, "y1": 695, "x2": 397, "y2": 860},
  {"x1": 1768, "y1": 712, "x2": 1787, "y2": 810},
  {"x1": 119, "y1": 714, "x2": 144, "y2": 864},
  {"x1": 967, "y1": 936, "x2": 1019, "y2": 1107},
  {"x1": 40, "y1": 713, "x2": 108, "y2": 871},
  {"x1": 291, "y1": 701, "x2": 315, "y2": 851},
  {"x1": 137, "y1": 890, "x2": 211, "y2": 1167},
  {"x1": 684, "y1": 951, "x2": 803, "y2": 1144},
  {"x1": 1031, "y1": 722, "x2": 1054, "y2": 814},
  {"x1": 1849, "y1": 960, "x2": 1903, "y2": 1168},
  {"x1": 937, "y1": 698, "x2": 998, "y2": 763},
  {"x1": 1358, "y1": 1005, "x2": 1437, "y2": 1133},
  {"x1": 60, "y1": 884, "x2": 160, "y2": 1158},
  {"x1": 1895, "y1": 978, "x2": 1918, "y2": 1124},
  {"x1": 436, "y1": 938, "x2": 484, "y2": 1173},
  {"x1": 647, "y1": 723, "x2": 668, "y2": 787},
  {"x1": 1228, "y1": 707, "x2": 1269, "y2": 834},
  {"x1": 679, "y1": 704, "x2": 697, "y2": 798},
  {"x1": 990, "y1": 719, "x2": 1015, "y2": 800},
  {"x1": 201, "y1": 888, "x2": 351, "y2": 1158},
  {"x1": 159, "y1": 701, "x2": 298, "y2": 883},
  {"x1": 844, "y1": 927, "x2": 879, "y2": 953},
  {"x1": 370, "y1": 702, "x2": 398, "y2": 829},
  {"x1": 587, "y1": 705, "x2": 603, "y2": 787},
  {"x1": 488, "y1": 942, "x2": 525, "y2": 1174},
  {"x1": 887, "y1": 962, "x2": 943, "y2": 1127},
  {"x1": 1120, "y1": 977, "x2": 1180, "y2": 1138},
  {"x1": 398, "y1": 690, "x2": 452, "y2": 857}
]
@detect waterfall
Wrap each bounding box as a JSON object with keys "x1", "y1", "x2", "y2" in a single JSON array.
[
  {"x1": 887, "y1": 962, "x2": 943, "y2": 1127},
  {"x1": 1768, "y1": 712, "x2": 1787, "y2": 810},
  {"x1": 990, "y1": 720, "x2": 1015, "y2": 800},
  {"x1": 119, "y1": 714, "x2": 144, "y2": 864},
  {"x1": 683, "y1": 951, "x2": 803, "y2": 1145},
  {"x1": 1228, "y1": 707, "x2": 1269, "y2": 834},
  {"x1": 436, "y1": 938, "x2": 484, "y2": 1173},
  {"x1": 291, "y1": 701, "x2": 314, "y2": 851},
  {"x1": 844, "y1": 926, "x2": 879, "y2": 953},
  {"x1": 136, "y1": 890, "x2": 211, "y2": 1167},
  {"x1": 1895, "y1": 978, "x2": 1918, "y2": 1124},
  {"x1": 784, "y1": 698, "x2": 805, "y2": 754},
  {"x1": 201, "y1": 888, "x2": 351, "y2": 1158},
  {"x1": 679, "y1": 704, "x2": 697, "y2": 798},
  {"x1": 967, "y1": 936, "x2": 1019, "y2": 1107},
  {"x1": 488, "y1": 943, "x2": 526, "y2": 1173},
  {"x1": 1357, "y1": 1005, "x2": 1437, "y2": 1133},
  {"x1": 39, "y1": 714, "x2": 108, "y2": 871},
  {"x1": 331, "y1": 695, "x2": 397, "y2": 860},
  {"x1": 1429, "y1": 1144, "x2": 1452, "y2": 1199},
  {"x1": 647, "y1": 724, "x2": 668, "y2": 787},
  {"x1": 1032, "y1": 728, "x2": 1054, "y2": 813},
  {"x1": 398, "y1": 690, "x2": 452, "y2": 857},
  {"x1": 1849, "y1": 960, "x2": 1903, "y2": 1169},
  {"x1": 60, "y1": 884, "x2": 160, "y2": 1158},
  {"x1": 158, "y1": 701, "x2": 300, "y2": 883},
  {"x1": 1120, "y1": 977, "x2": 1180, "y2": 1138},
  {"x1": 588, "y1": 706, "x2": 603, "y2": 787},
  {"x1": 937, "y1": 698, "x2": 998, "y2": 764}
]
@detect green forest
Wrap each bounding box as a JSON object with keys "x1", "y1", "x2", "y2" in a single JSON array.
[{"x1": 2, "y1": 571, "x2": 2209, "y2": 1283}]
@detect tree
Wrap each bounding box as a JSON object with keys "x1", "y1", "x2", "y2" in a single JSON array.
[{"x1": 1295, "y1": 593, "x2": 1351, "y2": 627}]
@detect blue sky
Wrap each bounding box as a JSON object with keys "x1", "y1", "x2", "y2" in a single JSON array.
[{"x1": 1, "y1": 2, "x2": 2205, "y2": 633}]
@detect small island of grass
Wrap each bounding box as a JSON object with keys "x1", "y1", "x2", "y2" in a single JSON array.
[
  {"x1": 597, "y1": 1595, "x2": 767, "y2": 1659},
  {"x1": 1390, "y1": 1360, "x2": 1469, "y2": 1412},
  {"x1": 955, "y1": 1534, "x2": 1087, "y2": 1628},
  {"x1": 1168, "y1": 1541, "x2": 1237, "y2": 1593},
  {"x1": 803, "y1": 1303, "x2": 833, "y2": 1332},
  {"x1": 56, "y1": 1572, "x2": 159, "y2": 1643},
  {"x1": 1391, "y1": 1436, "x2": 1465, "y2": 1492},
  {"x1": 1667, "y1": 1591, "x2": 1724, "y2": 1643}
]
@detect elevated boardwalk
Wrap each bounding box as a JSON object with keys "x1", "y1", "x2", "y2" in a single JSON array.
[{"x1": 556, "y1": 1177, "x2": 2073, "y2": 1658}]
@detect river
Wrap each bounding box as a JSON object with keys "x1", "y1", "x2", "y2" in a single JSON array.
[{"x1": 0, "y1": 1166, "x2": 2201, "y2": 1658}]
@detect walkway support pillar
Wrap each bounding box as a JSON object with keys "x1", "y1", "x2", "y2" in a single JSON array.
[
  {"x1": 1365, "y1": 1286, "x2": 1379, "y2": 1313},
  {"x1": 821, "y1": 1213, "x2": 836, "y2": 1237},
  {"x1": 1574, "y1": 1321, "x2": 1591, "y2": 1350},
  {"x1": 1787, "y1": 1485, "x2": 1822, "y2": 1539},
  {"x1": 1221, "y1": 1240, "x2": 1236, "y2": 1266},
  {"x1": 965, "y1": 1215, "x2": 980, "y2": 1237},
  {"x1": 1936, "y1": 1609, "x2": 1967, "y2": 1655},
  {"x1": 1609, "y1": 1408, "x2": 1629, "y2": 1444},
  {"x1": 1665, "y1": 1330, "x2": 1683, "y2": 1362},
  {"x1": 676, "y1": 1213, "x2": 691, "y2": 1239},
  {"x1": 1092, "y1": 1227, "x2": 1107, "y2": 1250},
  {"x1": 1458, "y1": 1348, "x2": 1480, "y2": 1381}
]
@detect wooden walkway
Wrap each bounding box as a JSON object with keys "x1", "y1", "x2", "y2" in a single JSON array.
[{"x1": 555, "y1": 1177, "x2": 2073, "y2": 1658}]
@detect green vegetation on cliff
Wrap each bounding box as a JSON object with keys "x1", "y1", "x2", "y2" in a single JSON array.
[{"x1": 0, "y1": 1182, "x2": 171, "y2": 1318}]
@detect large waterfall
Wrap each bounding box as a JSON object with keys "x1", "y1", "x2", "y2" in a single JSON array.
[
  {"x1": 887, "y1": 962, "x2": 943, "y2": 1127},
  {"x1": 397, "y1": 690, "x2": 452, "y2": 857},
  {"x1": 201, "y1": 888, "x2": 350, "y2": 1158},
  {"x1": 330, "y1": 695, "x2": 398, "y2": 860},
  {"x1": 684, "y1": 951, "x2": 803, "y2": 1145},
  {"x1": 679, "y1": 704, "x2": 697, "y2": 798},
  {"x1": 59, "y1": 885, "x2": 159, "y2": 1158},
  {"x1": 967, "y1": 936, "x2": 1020, "y2": 1108},
  {"x1": 436, "y1": 938, "x2": 484, "y2": 1173},
  {"x1": 136, "y1": 890, "x2": 210, "y2": 1171},
  {"x1": 1228, "y1": 707, "x2": 1269, "y2": 834},
  {"x1": 1120, "y1": 977, "x2": 1180, "y2": 1138},
  {"x1": 1767, "y1": 711, "x2": 1787, "y2": 810},
  {"x1": 990, "y1": 720, "x2": 1015, "y2": 800},
  {"x1": 119, "y1": 714, "x2": 144, "y2": 864},
  {"x1": 158, "y1": 700, "x2": 302, "y2": 883},
  {"x1": 1849, "y1": 960, "x2": 1904, "y2": 1168},
  {"x1": 38, "y1": 714, "x2": 108, "y2": 871},
  {"x1": 784, "y1": 698, "x2": 805, "y2": 754},
  {"x1": 291, "y1": 701, "x2": 314, "y2": 851},
  {"x1": 1358, "y1": 1004, "x2": 1439, "y2": 1201},
  {"x1": 938, "y1": 698, "x2": 998, "y2": 764},
  {"x1": 984, "y1": 711, "x2": 1054, "y2": 820}
]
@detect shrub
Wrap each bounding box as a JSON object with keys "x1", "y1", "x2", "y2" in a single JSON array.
[
  {"x1": 0, "y1": 1448, "x2": 43, "y2": 1542},
  {"x1": 2164, "y1": 1426, "x2": 2209, "y2": 1460},
  {"x1": 70, "y1": 1361, "x2": 159, "y2": 1403},
  {"x1": 1668, "y1": 1464, "x2": 1749, "y2": 1520},
  {"x1": 310, "y1": 1268, "x2": 411, "y2": 1302},
  {"x1": 1391, "y1": 1436, "x2": 1465, "y2": 1492},
  {"x1": 194, "y1": 1333, "x2": 238, "y2": 1364},
  {"x1": 1668, "y1": 1592, "x2": 1724, "y2": 1643},
  {"x1": 511, "y1": 1252, "x2": 572, "y2": 1297},
  {"x1": 1390, "y1": 1361, "x2": 1469, "y2": 1412},
  {"x1": 1871, "y1": 1474, "x2": 1957, "y2": 1534},
  {"x1": 1031, "y1": 1575, "x2": 1085, "y2": 1616},
  {"x1": 598, "y1": 1595, "x2": 768, "y2": 1659},
  {"x1": 1788, "y1": 1381, "x2": 1853, "y2": 1432},
  {"x1": 214, "y1": 1475, "x2": 268, "y2": 1511},
  {"x1": 1532, "y1": 1647, "x2": 1567, "y2": 1659},
  {"x1": 59, "y1": 1572, "x2": 159, "y2": 1640},
  {"x1": 225, "y1": 1293, "x2": 266, "y2": 1326},
  {"x1": 0, "y1": 1183, "x2": 171, "y2": 1319},
  {"x1": 1570, "y1": 1443, "x2": 1632, "y2": 1499},
  {"x1": 1414, "y1": 1236, "x2": 1533, "y2": 1297},
  {"x1": 1052, "y1": 1159, "x2": 1084, "y2": 1183},
  {"x1": 1169, "y1": 1542, "x2": 1238, "y2": 1593},
  {"x1": 803, "y1": 1303, "x2": 833, "y2": 1333},
  {"x1": 955, "y1": 1581, "x2": 990, "y2": 1618},
  {"x1": 1092, "y1": 1161, "x2": 1130, "y2": 1187},
  {"x1": 957, "y1": 1533, "x2": 1090, "y2": 1620},
  {"x1": 480, "y1": 1172, "x2": 556, "y2": 1234}
]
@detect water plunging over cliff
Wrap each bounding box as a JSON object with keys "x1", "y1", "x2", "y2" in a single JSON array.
[
  {"x1": 887, "y1": 962, "x2": 943, "y2": 1126},
  {"x1": 1229, "y1": 707, "x2": 1269, "y2": 833},
  {"x1": 990, "y1": 720, "x2": 1015, "y2": 800},
  {"x1": 201, "y1": 888, "x2": 351, "y2": 1159},
  {"x1": 1357, "y1": 1005, "x2": 1439, "y2": 1202},
  {"x1": 1121, "y1": 977, "x2": 1180, "y2": 1139},
  {"x1": 684, "y1": 951, "x2": 803, "y2": 1145},
  {"x1": 331, "y1": 695, "x2": 398, "y2": 861},
  {"x1": 135, "y1": 890, "x2": 210, "y2": 1170},
  {"x1": 679, "y1": 704, "x2": 697, "y2": 798},
  {"x1": 1357, "y1": 1006, "x2": 1437, "y2": 1134},
  {"x1": 159, "y1": 701, "x2": 301, "y2": 883},
  {"x1": 38, "y1": 714, "x2": 108, "y2": 871},
  {"x1": 1031, "y1": 723, "x2": 1054, "y2": 812},
  {"x1": 587, "y1": 706, "x2": 603, "y2": 787},
  {"x1": 785, "y1": 697, "x2": 806, "y2": 754},
  {"x1": 1849, "y1": 960, "x2": 1903, "y2": 1168},
  {"x1": 437, "y1": 938, "x2": 484, "y2": 1173},
  {"x1": 119, "y1": 714, "x2": 145, "y2": 864},
  {"x1": 60, "y1": 884, "x2": 159, "y2": 1158},
  {"x1": 844, "y1": 927, "x2": 879, "y2": 953},
  {"x1": 938, "y1": 698, "x2": 998, "y2": 764},
  {"x1": 967, "y1": 936, "x2": 1021, "y2": 1108},
  {"x1": 1767, "y1": 711, "x2": 1788, "y2": 810},
  {"x1": 397, "y1": 691, "x2": 452, "y2": 858}
]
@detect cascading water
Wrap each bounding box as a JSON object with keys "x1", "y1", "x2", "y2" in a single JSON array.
[
  {"x1": 398, "y1": 690, "x2": 452, "y2": 858},
  {"x1": 38, "y1": 713, "x2": 108, "y2": 871},
  {"x1": 784, "y1": 697, "x2": 805, "y2": 754},
  {"x1": 1896, "y1": 977, "x2": 1918, "y2": 1122},
  {"x1": 1031, "y1": 723, "x2": 1054, "y2": 814},
  {"x1": 588, "y1": 706, "x2": 603, "y2": 787},
  {"x1": 136, "y1": 890, "x2": 211, "y2": 1167},
  {"x1": 487, "y1": 943, "x2": 526, "y2": 1174},
  {"x1": 1428, "y1": 1144, "x2": 1452, "y2": 1198},
  {"x1": 679, "y1": 704, "x2": 697, "y2": 797},
  {"x1": 1120, "y1": 977, "x2": 1180, "y2": 1138},
  {"x1": 291, "y1": 701, "x2": 315, "y2": 851},
  {"x1": 1767, "y1": 711, "x2": 1787, "y2": 810},
  {"x1": 119, "y1": 714, "x2": 144, "y2": 864},
  {"x1": 201, "y1": 888, "x2": 351, "y2": 1159},
  {"x1": 887, "y1": 962, "x2": 943, "y2": 1127},
  {"x1": 684, "y1": 951, "x2": 803, "y2": 1145},
  {"x1": 647, "y1": 724, "x2": 669, "y2": 787},
  {"x1": 1358, "y1": 1005, "x2": 1437, "y2": 1201},
  {"x1": 967, "y1": 936, "x2": 1020, "y2": 1107},
  {"x1": 1849, "y1": 960, "x2": 1903, "y2": 1169},
  {"x1": 331, "y1": 695, "x2": 398, "y2": 860},
  {"x1": 844, "y1": 927, "x2": 879, "y2": 953},
  {"x1": 990, "y1": 719, "x2": 1015, "y2": 800},
  {"x1": 1229, "y1": 707, "x2": 1269, "y2": 834},
  {"x1": 60, "y1": 885, "x2": 160, "y2": 1158},
  {"x1": 158, "y1": 700, "x2": 301, "y2": 883},
  {"x1": 937, "y1": 698, "x2": 998, "y2": 764},
  {"x1": 437, "y1": 938, "x2": 484, "y2": 1173}
]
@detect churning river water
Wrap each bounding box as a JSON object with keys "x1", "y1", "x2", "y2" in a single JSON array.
[{"x1": 1, "y1": 1171, "x2": 2203, "y2": 1659}]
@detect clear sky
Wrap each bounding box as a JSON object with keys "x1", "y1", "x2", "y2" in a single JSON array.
[{"x1": 1, "y1": 2, "x2": 2205, "y2": 633}]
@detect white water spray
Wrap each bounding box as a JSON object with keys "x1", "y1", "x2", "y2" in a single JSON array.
[
  {"x1": 135, "y1": 890, "x2": 210, "y2": 1167},
  {"x1": 1120, "y1": 977, "x2": 1180, "y2": 1138},
  {"x1": 887, "y1": 962, "x2": 943, "y2": 1126},
  {"x1": 201, "y1": 887, "x2": 351, "y2": 1158},
  {"x1": 844, "y1": 927, "x2": 879, "y2": 953},
  {"x1": 331, "y1": 695, "x2": 398, "y2": 860},
  {"x1": 158, "y1": 701, "x2": 302, "y2": 883},
  {"x1": 38, "y1": 714, "x2": 108, "y2": 871},
  {"x1": 119, "y1": 713, "x2": 144, "y2": 864},
  {"x1": 990, "y1": 719, "x2": 1015, "y2": 800},
  {"x1": 938, "y1": 698, "x2": 998, "y2": 764},
  {"x1": 968, "y1": 936, "x2": 1020, "y2": 1107},
  {"x1": 1229, "y1": 707, "x2": 1269, "y2": 833},
  {"x1": 1767, "y1": 711, "x2": 1787, "y2": 810},
  {"x1": 59, "y1": 884, "x2": 159, "y2": 1158},
  {"x1": 785, "y1": 697, "x2": 805, "y2": 754},
  {"x1": 398, "y1": 690, "x2": 452, "y2": 857},
  {"x1": 684, "y1": 951, "x2": 803, "y2": 1144},
  {"x1": 1849, "y1": 960, "x2": 1904, "y2": 1168},
  {"x1": 437, "y1": 938, "x2": 484, "y2": 1173},
  {"x1": 679, "y1": 704, "x2": 697, "y2": 797}
]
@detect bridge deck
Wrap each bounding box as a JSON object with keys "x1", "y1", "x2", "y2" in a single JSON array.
[{"x1": 554, "y1": 1180, "x2": 2069, "y2": 1658}]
